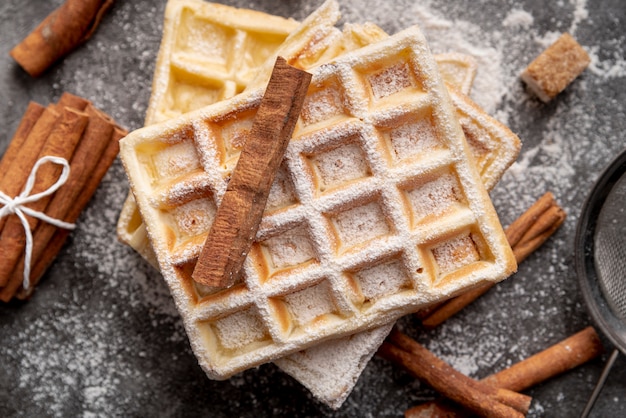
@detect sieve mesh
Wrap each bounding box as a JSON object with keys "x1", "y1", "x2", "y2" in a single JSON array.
[{"x1": 594, "y1": 172, "x2": 626, "y2": 321}]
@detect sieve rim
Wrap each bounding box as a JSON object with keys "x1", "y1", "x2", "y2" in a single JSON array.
[{"x1": 575, "y1": 147, "x2": 626, "y2": 355}]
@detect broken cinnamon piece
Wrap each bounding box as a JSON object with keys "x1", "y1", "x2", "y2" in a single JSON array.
[
  {"x1": 0, "y1": 102, "x2": 45, "y2": 179},
  {"x1": 420, "y1": 192, "x2": 565, "y2": 329},
  {"x1": 0, "y1": 107, "x2": 89, "y2": 286},
  {"x1": 405, "y1": 327, "x2": 603, "y2": 417},
  {"x1": 0, "y1": 106, "x2": 115, "y2": 300},
  {"x1": 380, "y1": 329, "x2": 529, "y2": 418},
  {"x1": 10, "y1": 0, "x2": 114, "y2": 77},
  {"x1": 192, "y1": 56, "x2": 311, "y2": 288},
  {"x1": 521, "y1": 33, "x2": 590, "y2": 103}
]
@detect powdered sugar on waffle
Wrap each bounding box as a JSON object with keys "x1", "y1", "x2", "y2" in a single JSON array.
[{"x1": 120, "y1": 25, "x2": 516, "y2": 379}]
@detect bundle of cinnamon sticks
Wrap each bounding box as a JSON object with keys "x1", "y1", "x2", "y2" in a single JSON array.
[{"x1": 0, "y1": 92, "x2": 125, "y2": 302}]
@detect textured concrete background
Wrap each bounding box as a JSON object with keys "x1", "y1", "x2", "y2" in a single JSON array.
[{"x1": 1, "y1": 0, "x2": 625, "y2": 417}]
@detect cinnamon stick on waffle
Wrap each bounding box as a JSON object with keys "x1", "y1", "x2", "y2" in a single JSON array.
[{"x1": 192, "y1": 57, "x2": 311, "y2": 288}]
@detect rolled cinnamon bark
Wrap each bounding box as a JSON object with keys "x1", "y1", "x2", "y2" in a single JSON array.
[
  {"x1": 405, "y1": 327, "x2": 603, "y2": 418},
  {"x1": 381, "y1": 329, "x2": 529, "y2": 418},
  {"x1": 0, "y1": 105, "x2": 61, "y2": 233},
  {"x1": 483, "y1": 326, "x2": 603, "y2": 392},
  {"x1": 0, "y1": 102, "x2": 45, "y2": 178},
  {"x1": 10, "y1": 0, "x2": 114, "y2": 77},
  {"x1": 420, "y1": 192, "x2": 565, "y2": 329},
  {"x1": 0, "y1": 106, "x2": 115, "y2": 300}
]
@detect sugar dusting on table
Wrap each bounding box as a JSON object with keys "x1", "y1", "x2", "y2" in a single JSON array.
[{"x1": 8, "y1": 161, "x2": 188, "y2": 417}]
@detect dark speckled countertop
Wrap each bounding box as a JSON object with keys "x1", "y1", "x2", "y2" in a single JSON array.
[{"x1": 1, "y1": 1, "x2": 625, "y2": 417}]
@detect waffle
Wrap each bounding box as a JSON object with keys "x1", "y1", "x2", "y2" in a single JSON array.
[
  {"x1": 116, "y1": 0, "x2": 341, "y2": 259},
  {"x1": 116, "y1": 0, "x2": 519, "y2": 405},
  {"x1": 274, "y1": 87, "x2": 521, "y2": 408},
  {"x1": 145, "y1": 0, "x2": 299, "y2": 124},
  {"x1": 120, "y1": 26, "x2": 516, "y2": 379},
  {"x1": 435, "y1": 52, "x2": 477, "y2": 97}
]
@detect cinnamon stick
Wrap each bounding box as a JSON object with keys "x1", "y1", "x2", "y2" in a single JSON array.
[
  {"x1": 0, "y1": 107, "x2": 89, "y2": 287},
  {"x1": 0, "y1": 102, "x2": 45, "y2": 180},
  {"x1": 420, "y1": 193, "x2": 565, "y2": 329},
  {"x1": 0, "y1": 106, "x2": 115, "y2": 300},
  {"x1": 483, "y1": 326, "x2": 603, "y2": 392},
  {"x1": 192, "y1": 56, "x2": 311, "y2": 288},
  {"x1": 390, "y1": 330, "x2": 532, "y2": 413},
  {"x1": 420, "y1": 283, "x2": 494, "y2": 330},
  {"x1": 505, "y1": 192, "x2": 555, "y2": 248},
  {"x1": 513, "y1": 206, "x2": 566, "y2": 263},
  {"x1": 13, "y1": 126, "x2": 124, "y2": 301},
  {"x1": 56, "y1": 92, "x2": 91, "y2": 112},
  {"x1": 10, "y1": 0, "x2": 115, "y2": 77},
  {"x1": 380, "y1": 329, "x2": 529, "y2": 418},
  {"x1": 405, "y1": 327, "x2": 603, "y2": 417}
]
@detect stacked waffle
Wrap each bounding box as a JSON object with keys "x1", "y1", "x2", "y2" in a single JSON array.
[{"x1": 117, "y1": 0, "x2": 521, "y2": 408}]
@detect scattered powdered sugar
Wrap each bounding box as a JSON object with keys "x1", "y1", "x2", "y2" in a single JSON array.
[
  {"x1": 214, "y1": 307, "x2": 268, "y2": 350},
  {"x1": 373, "y1": 5, "x2": 496, "y2": 111},
  {"x1": 588, "y1": 45, "x2": 626, "y2": 80},
  {"x1": 502, "y1": 9, "x2": 534, "y2": 29},
  {"x1": 356, "y1": 259, "x2": 409, "y2": 300},
  {"x1": 332, "y1": 201, "x2": 390, "y2": 249}
]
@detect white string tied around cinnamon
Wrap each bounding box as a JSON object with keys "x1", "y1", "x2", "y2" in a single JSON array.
[{"x1": 0, "y1": 156, "x2": 76, "y2": 290}]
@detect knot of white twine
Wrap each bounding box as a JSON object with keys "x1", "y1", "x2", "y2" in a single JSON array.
[{"x1": 0, "y1": 156, "x2": 76, "y2": 290}]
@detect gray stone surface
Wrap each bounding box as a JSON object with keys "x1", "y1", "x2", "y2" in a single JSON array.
[{"x1": 1, "y1": 0, "x2": 625, "y2": 417}]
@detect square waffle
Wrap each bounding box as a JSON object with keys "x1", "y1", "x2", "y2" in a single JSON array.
[
  {"x1": 117, "y1": 0, "x2": 520, "y2": 405},
  {"x1": 120, "y1": 26, "x2": 517, "y2": 379},
  {"x1": 116, "y1": 0, "x2": 341, "y2": 261},
  {"x1": 274, "y1": 87, "x2": 522, "y2": 408},
  {"x1": 145, "y1": 0, "x2": 300, "y2": 124}
]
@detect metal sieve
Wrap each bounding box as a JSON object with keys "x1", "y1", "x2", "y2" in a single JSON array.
[{"x1": 575, "y1": 147, "x2": 626, "y2": 417}]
